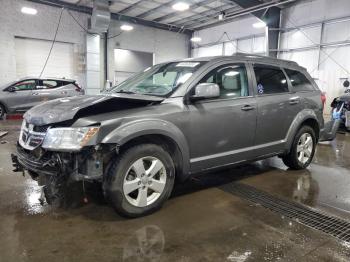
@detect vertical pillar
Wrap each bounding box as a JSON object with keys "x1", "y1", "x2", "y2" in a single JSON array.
[{"x1": 86, "y1": 34, "x2": 101, "y2": 94}]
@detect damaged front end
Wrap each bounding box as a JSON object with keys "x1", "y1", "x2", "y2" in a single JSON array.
[{"x1": 11, "y1": 119, "x2": 114, "y2": 205}]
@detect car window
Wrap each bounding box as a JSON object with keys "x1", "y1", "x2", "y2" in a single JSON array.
[
  {"x1": 254, "y1": 65, "x2": 289, "y2": 95},
  {"x1": 199, "y1": 63, "x2": 249, "y2": 99},
  {"x1": 12, "y1": 80, "x2": 36, "y2": 91},
  {"x1": 284, "y1": 69, "x2": 315, "y2": 92},
  {"x1": 38, "y1": 80, "x2": 59, "y2": 89}
]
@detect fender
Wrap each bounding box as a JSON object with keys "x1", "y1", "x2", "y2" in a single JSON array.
[
  {"x1": 284, "y1": 109, "x2": 319, "y2": 152},
  {"x1": 101, "y1": 119, "x2": 190, "y2": 179}
]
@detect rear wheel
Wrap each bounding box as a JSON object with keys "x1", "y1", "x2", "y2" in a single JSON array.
[
  {"x1": 103, "y1": 144, "x2": 175, "y2": 218},
  {"x1": 282, "y1": 126, "x2": 316, "y2": 170}
]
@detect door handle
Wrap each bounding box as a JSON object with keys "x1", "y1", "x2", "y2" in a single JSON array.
[
  {"x1": 32, "y1": 92, "x2": 39, "y2": 96},
  {"x1": 241, "y1": 105, "x2": 255, "y2": 111},
  {"x1": 289, "y1": 97, "x2": 300, "y2": 105}
]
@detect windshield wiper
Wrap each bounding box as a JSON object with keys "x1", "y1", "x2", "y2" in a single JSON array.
[{"x1": 115, "y1": 89, "x2": 136, "y2": 94}]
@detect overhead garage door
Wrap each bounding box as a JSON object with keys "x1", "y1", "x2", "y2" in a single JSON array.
[{"x1": 15, "y1": 37, "x2": 74, "y2": 79}]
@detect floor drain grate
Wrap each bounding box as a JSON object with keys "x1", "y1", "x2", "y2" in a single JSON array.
[{"x1": 220, "y1": 182, "x2": 350, "y2": 243}]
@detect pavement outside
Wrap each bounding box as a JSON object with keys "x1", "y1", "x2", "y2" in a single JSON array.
[{"x1": 1, "y1": 120, "x2": 350, "y2": 262}]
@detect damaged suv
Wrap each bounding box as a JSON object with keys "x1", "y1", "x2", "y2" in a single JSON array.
[{"x1": 12, "y1": 54, "x2": 325, "y2": 217}]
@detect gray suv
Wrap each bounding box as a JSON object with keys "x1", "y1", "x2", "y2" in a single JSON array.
[
  {"x1": 12, "y1": 54, "x2": 325, "y2": 217},
  {"x1": 0, "y1": 77, "x2": 84, "y2": 118}
]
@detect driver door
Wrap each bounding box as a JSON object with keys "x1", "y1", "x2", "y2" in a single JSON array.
[
  {"x1": 186, "y1": 63, "x2": 257, "y2": 173},
  {"x1": 5, "y1": 79, "x2": 38, "y2": 112}
]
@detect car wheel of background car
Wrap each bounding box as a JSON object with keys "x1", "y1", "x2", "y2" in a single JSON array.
[
  {"x1": 103, "y1": 144, "x2": 175, "y2": 218},
  {"x1": 282, "y1": 125, "x2": 316, "y2": 170},
  {"x1": 0, "y1": 103, "x2": 6, "y2": 119}
]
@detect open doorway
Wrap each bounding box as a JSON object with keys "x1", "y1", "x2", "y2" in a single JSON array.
[{"x1": 114, "y1": 49, "x2": 154, "y2": 85}]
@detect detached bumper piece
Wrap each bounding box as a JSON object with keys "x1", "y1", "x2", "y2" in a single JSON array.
[
  {"x1": 319, "y1": 119, "x2": 341, "y2": 141},
  {"x1": 12, "y1": 144, "x2": 60, "y2": 176}
]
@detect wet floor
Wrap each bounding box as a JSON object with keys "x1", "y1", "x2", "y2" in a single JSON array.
[{"x1": 1, "y1": 120, "x2": 350, "y2": 261}]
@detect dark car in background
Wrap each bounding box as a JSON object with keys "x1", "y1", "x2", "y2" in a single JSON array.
[
  {"x1": 12, "y1": 54, "x2": 325, "y2": 217},
  {"x1": 0, "y1": 77, "x2": 84, "y2": 118}
]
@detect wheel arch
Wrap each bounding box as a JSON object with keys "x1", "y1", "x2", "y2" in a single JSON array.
[
  {"x1": 285, "y1": 110, "x2": 320, "y2": 153},
  {"x1": 102, "y1": 119, "x2": 190, "y2": 181}
]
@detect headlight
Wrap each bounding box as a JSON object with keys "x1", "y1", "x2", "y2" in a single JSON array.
[{"x1": 42, "y1": 127, "x2": 100, "y2": 151}]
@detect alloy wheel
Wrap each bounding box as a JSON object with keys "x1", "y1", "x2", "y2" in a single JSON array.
[
  {"x1": 297, "y1": 133, "x2": 313, "y2": 164},
  {"x1": 123, "y1": 156, "x2": 167, "y2": 207}
]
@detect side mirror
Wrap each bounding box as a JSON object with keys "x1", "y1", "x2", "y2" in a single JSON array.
[
  {"x1": 190, "y1": 83, "x2": 220, "y2": 101},
  {"x1": 7, "y1": 86, "x2": 16, "y2": 92}
]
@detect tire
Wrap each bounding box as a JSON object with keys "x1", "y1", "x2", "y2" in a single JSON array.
[
  {"x1": 103, "y1": 144, "x2": 175, "y2": 218},
  {"x1": 282, "y1": 125, "x2": 316, "y2": 170},
  {"x1": 0, "y1": 103, "x2": 5, "y2": 119}
]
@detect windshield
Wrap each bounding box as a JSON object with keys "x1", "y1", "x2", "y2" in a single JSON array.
[{"x1": 109, "y1": 61, "x2": 206, "y2": 97}]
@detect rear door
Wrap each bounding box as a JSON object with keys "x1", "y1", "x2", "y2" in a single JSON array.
[
  {"x1": 187, "y1": 62, "x2": 257, "y2": 172},
  {"x1": 251, "y1": 64, "x2": 301, "y2": 156},
  {"x1": 35, "y1": 79, "x2": 66, "y2": 103}
]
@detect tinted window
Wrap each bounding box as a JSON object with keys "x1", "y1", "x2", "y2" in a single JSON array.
[
  {"x1": 285, "y1": 69, "x2": 314, "y2": 92},
  {"x1": 254, "y1": 65, "x2": 289, "y2": 95},
  {"x1": 13, "y1": 80, "x2": 36, "y2": 91},
  {"x1": 38, "y1": 80, "x2": 59, "y2": 89},
  {"x1": 199, "y1": 64, "x2": 249, "y2": 99}
]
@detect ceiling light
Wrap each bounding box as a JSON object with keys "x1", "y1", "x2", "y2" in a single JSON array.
[
  {"x1": 252, "y1": 21, "x2": 266, "y2": 28},
  {"x1": 172, "y1": 2, "x2": 190, "y2": 11},
  {"x1": 120, "y1": 24, "x2": 133, "y2": 31},
  {"x1": 21, "y1": 7, "x2": 37, "y2": 15},
  {"x1": 190, "y1": 37, "x2": 202, "y2": 42}
]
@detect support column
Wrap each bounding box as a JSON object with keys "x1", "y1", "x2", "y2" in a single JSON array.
[{"x1": 86, "y1": 34, "x2": 101, "y2": 94}]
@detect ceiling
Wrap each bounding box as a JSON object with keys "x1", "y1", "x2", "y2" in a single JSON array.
[{"x1": 59, "y1": 0, "x2": 271, "y2": 30}]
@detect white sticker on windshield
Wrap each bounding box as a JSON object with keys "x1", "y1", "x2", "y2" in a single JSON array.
[{"x1": 176, "y1": 62, "x2": 200, "y2": 68}]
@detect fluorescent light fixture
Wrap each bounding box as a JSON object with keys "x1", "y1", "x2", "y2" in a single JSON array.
[
  {"x1": 21, "y1": 7, "x2": 37, "y2": 15},
  {"x1": 172, "y1": 2, "x2": 189, "y2": 11},
  {"x1": 120, "y1": 24, "x2": 134, "y2": 31},
  {"x1": 252, "y1": 21, "x2": 266, "y2": 28},
  {"x1": 190, "y1": 37, "x2": 202, "y2": 42}
]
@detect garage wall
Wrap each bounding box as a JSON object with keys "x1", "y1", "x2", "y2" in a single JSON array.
[
  {"x1": 191, "y1": 16, "x2": 266, "y2": 57},
  {"x1": 278, "y1": 0, "x2": 350, "y2": 112},
  {"x1": 107, "y1": 19, "x2": 190, "y2": 84},
  {"x1": 0, "y1": 0, "x2": 190, "y2": 93},
  {"x1": 0, "y1": 0, "x2": 88, "y2": 87}
]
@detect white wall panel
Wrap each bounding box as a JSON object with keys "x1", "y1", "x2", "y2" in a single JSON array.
[
  {"x1": 15, "y1": 37, "x2": 74, "y2": 79},
  {"x1": 193, "y1": 44, "x2": 223, "y2": 58},
  {"x1": 323, "y1": 20, "x2": 350, "y2": 44},
  {"x1": 280, "y1": 26, "x2": 321, "y2": 50},
  {"x1": 318, "y1": 46, "x2": 350, "y2": 110},
  {"x1": 252, "y1": 36, "x2": 265, "y2": 53},
  {"x1": 279, "y1": 49, "x2": 319, "y2": 76},
  {"x1": 237, "y1": 38, "x2": 253, "y2": 53},
  {"x1": 224, "y1": 41, "x2": 237, "y2": 56}
]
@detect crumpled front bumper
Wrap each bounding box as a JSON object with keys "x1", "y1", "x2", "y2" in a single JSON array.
[{"x1": 11, "y1": 143, "x2": 59, "y2": 176}]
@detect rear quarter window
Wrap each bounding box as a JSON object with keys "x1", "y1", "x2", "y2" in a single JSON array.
[{"x1": 285, "y1": 69, "x2": 315, "y2": 92}]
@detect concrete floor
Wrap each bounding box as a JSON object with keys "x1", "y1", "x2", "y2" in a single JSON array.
[{"x1": 1, "y1": 120, "x2": 350, "y2": 262}]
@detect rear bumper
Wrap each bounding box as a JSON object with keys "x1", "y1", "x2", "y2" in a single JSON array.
[{"x1": 11, "y1": 143, "x2": 59, "y2": 176}]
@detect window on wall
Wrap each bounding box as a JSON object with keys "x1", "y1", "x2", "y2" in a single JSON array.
[
  {"x1": 253, "y1": 65, "x2": 289, "y2": 95},
  {"x1": 284, "y1": 69, "x2": 315, "y2": 92},
  {"x1": 199, "y1": 63, "x2": 249, "y2": 99}
]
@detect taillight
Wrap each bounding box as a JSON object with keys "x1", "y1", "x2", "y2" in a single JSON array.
[{"x1": 75, "y1": 83, "x2": 83, "y2": 93}]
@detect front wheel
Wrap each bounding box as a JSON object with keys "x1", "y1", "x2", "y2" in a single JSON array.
[
  {"x1": 103, "y1": 144, "x2": 175, "y2": 218},
  {"x1": 282, "y1": 126, "x2": 316, "y2": 170}
]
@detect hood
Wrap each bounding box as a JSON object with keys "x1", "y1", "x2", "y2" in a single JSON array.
[{"x1": 24, "y1": 94, "x2": 164, "y2": 126}]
